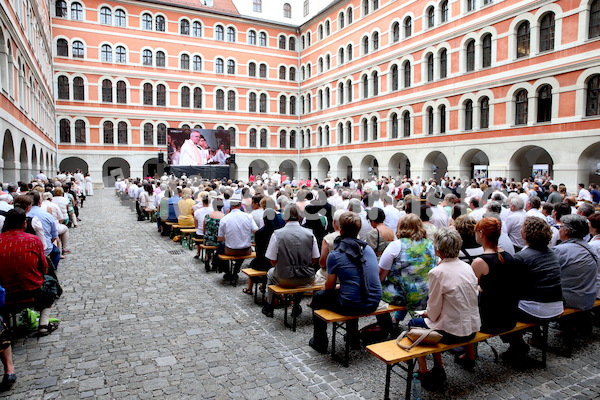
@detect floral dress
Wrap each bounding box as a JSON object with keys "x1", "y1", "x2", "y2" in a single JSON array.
[{"x1": 203, "y1": 216, "x2": 221, "y2": 246}]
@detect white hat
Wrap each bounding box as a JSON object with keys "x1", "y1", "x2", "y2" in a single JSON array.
[{"x1": 230, "y1": 192, "x2": 243, "y2": 205}]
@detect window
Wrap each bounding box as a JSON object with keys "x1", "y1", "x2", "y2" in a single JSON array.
[
  {"x1": 227, "y1": 90, "x2": 236, "y2": 110},
  {"x1": 346, "y1": 80, "x2": 353, "y2": 102},
  {"x1": 403, "y1": 61, "x2": 411, "y2": 88},
  {"x1": 72, "y1": 41, "x2": 84, "y2": 58},
  {"x1": 156, "y1": 84, "x2": 166, "y2": 106},
  {"x1": 587, "y1": 75, "x2": 600, "y2": 116},
  {"x1": 248, "y1": 30, "x2": 256, "y2": 45},
  {"x1": 325, "y1": 87, "x2": 330, "y2": 108},
  {"x1": 75, "y1": 120, "x2": 86, "y2": 143},
  {"x1": 403, "y1": 111, "x2": 411, "y2": 137},
  {"x1": 259, "y1": 63, "x2": 267, "y2": 78},
  {"x1": 181, "y1": 19, "x2": 190, "y2": 35},
  {"x1": 280, "y1": 130, "x2": 286, "y2": 147},
  {"x1": 427, "y1": 53, "x2": 434, "y2": 82},
  {"x1": 362, "y1": 36, "x2": 369, "y2": 55},
  {"x1": 372, "y1": 72, "x2": 378, "y2": 96},
  {"x1": 156, "y1": 51, "x2": 165, "y2": 67},
  {"x1": 102, "y1": 79, "x2": 112, "y2": 102},
  {"x1": 181, "y1": 86, "x2": 190, "y2": 107},
  {"x1": 144, "y1": 123, "x2": 153, "y2": 145},
  {"x1": 116, "y1": 81, "x2": 126, "y2": 103},
  {"x1": 338, "y1": 48, "x2": 345, "y2": 65},
  {"x1": 290, "y1": 130, "x2": 296, "y2": 148},
  {"x1": 249, "y1": 128, "x2": 257, "y2": 147},
  {"x1": 439, "y1": 105, "x2": 446, "y2": 133},
  {"x1": 101, "y1": 44, "x2": 112, "y2": 62},
  {"x1": 249, "y1": 62, "x2": 256, "y2": 77},
  {"x1": 362, "y1": 119, "x2": 368, "y2": 141},
  {"x1": 427, "y1": 107, "x2": 434, "y2": 134},
  {"x1": 348, "y1": 7, "x2": 353, "y2": 24},
  {"x1": 326, "y1": 55, "x2": 331, "y2": 70},
  {"x1": 118, "y1": 121, "x2": 127, "y2": 144},
  {"x1": 215, "y1": 25, "x2": 224, "y2": 41},
  {"x1": 190, "y1": 55, "x2": 201, "y2": 71},
  {"x1": 143, "y1": 49, "x2": 152, "y2": 66},
  {"x1": 253, "y1": 0, "x2": 262, "y2": 12},
  {"x1": 537, "y1": 84, "x2": 552, "y2": 122},
  {"x1": 362, "y1": 75, "x2": 368, "y2": 98},
  {"x1": 260, "y1": 128, "x2": 267, "y2": 147},
  {"x1": 56, "y1": 0, "x2": 67, "y2": 17},
  {"x1": 215, "y1": 58, "x2": 224, "y2": 74},
  {"x1": 155, "y1": 15, "x2": 165, "y2": 32},
  {"x1": 345, "y1": 121, "x2": 352, "y2": 143},
  {"x1": 57, "y1": 39, "x2": 68, "y2": 56},
  {"x1": 441, "y1": 0, "x2": 449, "y2": 23},
  {"x1": 482, "y1": 34, "x2": 492, "y2": 68},
  {"x1": 390, "y1": 113, "x2": 398, "y2": 139},
  {"x1": 326, "y1": 21, "x2": 331, "y2": 36},
  {"x1": 392, "y1": 22, "x2": 400, "y2": 43},
  {"x1": 539, "y1": 13, "x2": 555, "y2": 52},
  {"x1": 71, "y1": 2, "x2": 83, "y2": 20},
  {"x1": 307, "y1": 31, "x2": 311, "y2": 46},
  {"x1": 440, "y1": 49, "x2": 447, "y2": 78},
  {"x1": 517, "y1": 21, "x2": 530, "y2": 58},
  {"x1": 193, "y1": 21, "x2": 202, "y2": 37},
  {"x1": 371, "y1": 117, "x2": 378, "y2": 140},
  {"x1": 73, "y1": 77, "x2": 84, "y2": 100},
  {"x1": 373, "y1": 32, "x2": 379, "y2": 51},
  {"x1": 515, "y1": 89, "x2": 528, "y2": 125},
  {"x1": 466, "y1": 40, "x2": 475, "y2": 72},
  {"x1": 464, "y1": 99, "x2": 473, "y2": 130},
  {"x1": 180, "y1": 54, "x2": 189, "y2": 70},
  {"x1": 116, "y1": 46, "x2": 126, "y2": 63},
  {"x1": 100, "y1": 7, "x2": 112, "y2": 25},
  {"x1": 307, "y1": 93, "x2": 312, "y2": 111},
  {"x1": 304, "y1": 0, "x2": 309, "y2": 16},
  {"x1": 404, "y1": 17, "x2": 412, "y2": 38},
  {"x1": 319, "y1": 24, "x2": 324, "y2": 41},
  {"x1": 339, "y1": 12, "x2": 345, "y2": 29},
  {"x1": 427, "y1": 7, "x2": 435, "y2": 28},
  {"x1": 259, "y1": 32, "x2": 267, "y2": 46},
  {"x1": 363, "y1": 0, "x2": 369, "y2": 16},
  {"x1": 103, "y1": 121, "x2": 114, "y2": 144},
  {"x1": 57, "y1": 76, "x2": 69, "y2": 100},
  {"x1": 289, "y1": 67, "x2": 296, "y2": 81},
  {"x1": 143, "y1": 83, "x2": 153, "y2": 105},
  {"x1": 227, "y1": 27, "x2": 235, "y2": 42},
  {"x1": 325, "y1": 125, "x2": 331, "y2": 145},
  {"x1": 157, "y1": 124, "x2": 167, "y2": 145},
  {"x1": 391, "y1": 65, "x2": 399, "y2": 91},
  {"x1": 480, "y1": 96, "x2": 490, "y2": 128},
  {"x1": 279, "y1": 35, "x2": 286, "y2": 49},
  {"x1": 590, "y1": 0, "x2": 600, "y2": 38},
  {"x1": 249, "y1": 92, "x2": 257, "y2": 112},
  {"x1": 216, "y1": 89, "x2": 225, "y2": 110},
  {"x1": 227, "y1": 60, "x2": 235, "y2": 74},
  {"x1": 289, "y1": 37, "x2": 296, "y2": 51},
  {"x1": 284, "y1": 3, "x2": 291, "y2": 18},
  {"x1": 193, "y1": 88, "x2": 202, "y2": 108},
  {"x1": 290, "y1": 96, "x2": 296, "y2": 115},
  {"x1": 142, "y1": 13, "x2": 152, "y2": 30},
  {"x1": 259, "y1": 93, "x2": 267, "y2": 113},
  {"x1": 318, "y1": 57, "x2": 323, "y2": 73},
  {"x1": 467, "y1": 0, "x2": 476, "y2": 12},
  {"x1": 115, "y1": 9, "x2": 126, "y2": 26},
  {"x1": 318, "y1": 89, "x2": 323, "y2": 109},
  {"x1": 59, "y1": 119, "x2": 70, "y2": 142},
  {"x1": 279, "y1": 66, "x2": 286, "y2": 80}
]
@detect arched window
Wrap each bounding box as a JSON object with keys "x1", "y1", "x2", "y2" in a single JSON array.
[
  {"x1": 325, "y1": 125, "x2": 330, "y2": 145},
  {"x1": 289, "y1": 37, "x2": 296, "y2": 51},
  {"x1": 101, "y1": 44, "x2": 112, "y2": 62},
  {"x1": 362, "y1": 36, "x2": 369, "y2": 55},
  {"x1": 290, "y1": 96, "x2": 296, "y2": 115},
  {"x1": 326, "y1": 54, "x2": 331, "y2": 70},
  {"x1": 143, "y1": 83, "x2": 153, "y2": 105},
  {"x1": 180, "y1": 19, "x2": 190, "y2": 35},
  {"x1": 116, "y1": 81, "x2": 127, "y2": 103},
  {"x1": 227, "y1": 90, "x2": 236, "y2": 111},
  {"x1": 259, "y1": 93, "x2": 267, "y2": 113},
  {"x1": 426, "y1": 53, "x2": 434, "y2": 82},
  {"x1": 290, "y1": 130, "x2": 296, "y2": 148},
  {"x1": 57, "y1": 39, "x2": 68, "y2": 56},
  {"x1": 439, "y1": 105, "x2": 446, "y2": 133},
  {"x1": 372, "y1": 72, "x2": 379, "y2": 96},
  {"x1": 537, "y1": 84, "x2": 552, "y2": 122},
  {"x1": 345, "y1": 121, "x2": 352, "y2": 143},
  {"x1": 404, "y1": 17, "x2": 412, "y2": 38},
  {"x1": 215, "y1": 58, "x2": 224, "y2": 74},
  {"x1": 227, "y1": 60, "x2": 235, "y2": 74},
  {"x1": 280, "y1": 130, "x2": 287, "y2": 148},
  {"x1": 480, "y1": 96, "x2": 490, "y2": 128},
  {"x1": 249, "y1": 62, "x2": 256, "y2": 77},
  {"x1": 103, "y1": 121, "x2": 114, "y2": 143},
  {"x1": 71, "y1": 2, "x2": 83, "y2": 20},
  {"x1": 144, "y1": 123, "x2": 154, "y2": 145},
  {"x1": 391, "y1": 113, "x2": 398, "y2": 139},
  {"x1": 427, "y1": 107, "x2": 434, "y2": 134},
  {"x1": 515, "y1": 89, "x2": 528, "y2": 125},
  {"x1": 539, "y1": 13, "x2": 555, "y2": 52},
  {"x1": 441, "y1": 0, "x2": 449, "y2": 22},
  {"x1": 142, "y1": 49, "x2": 152, "y2": 66},
  {"x1": 249, "y1": 128, "x2": 257, "y2": 147},
  {"x1": 466, "y1": 40, "x2": 475, "y2": 72},
  {"x1": 142, "y1": 13, "x2": 152, "y2": 30},
  {"x1": 347, "y1": 44, "x2": 353, "y2": 61},
  {"x1": 348, "y1": 7, "x2": 353, "y2": 24},
  {"x1": 318, "y1": 57, "x2": 324, "y2": 73},
  {"x1": 215, "y1": 25, "x2": 224, "y2": 41},
  {"x1": 193, "y1": 55, "x2": 202, "y2": 71},
  {"x1": 402, "y1": 111, "x2": 411, "y2": 137},
  {"x1": 318, "y1": 127, "x2": 323, "y2": 146},
  {"x1": 391, "y1": 65, "x2": 399, "y2": 91},
  {"x1": 363, "y1": 0, "x2": 369, "y2": 16},
  {"x1": 116, "y1": 46, "x2": 126, "y2": 63},
  {"x1": 102, "y1": 79, "x2": 112, "y2": 102},
  {"x1": 439, "y1": 49, "x2": 447, "y2": 78},
  {"x1": 318, "y1": 89, "x2": 323, "y2": 109},
  {"x1": 346, "y1": 80, "x2": 353, "y2": 102},
  {"x1": 587, "y1": 75, "x2": 600, "y2": 116},
  {"x1": 307, "y1": 93, "x2": 312, "y2": 111},
  {"x1": 289, "y1": 67, "x2": 296, "y2": 81},
  {"x1": 326, "y1": 20, "x2": 331, "y2": 36},
  {"x1": 72, "y1": 41, "x2": 84, "y2": 58},
  {"x1": 467, "y1": 0, "x2": 476, "y2": 11},
  {"x1": 227, "y1": 27, "x2": 236, "y2": 42},
  {"x1": 75, "y1": 120, "x2": 86, "y2": 143},
  {"x1": 279, "y1": 35, "x2": 286, "y2": 49},
  {"x1": 284, "y1": 3, "x2": 292, "y2": 18},
  {"x1": 392, "y1": 22, "x2": 400, "y2": 43},
  {"x1": 73, "y1": 77, "x2": 84, "y2": 100},
  {"x1": 157, "y1": 123, "x2": 167, "y2": 145},
  {"x1": 260, "y1": 129, "x2": 267, "y2": 147},
  {"x1": 156, "y1": 84, "x2": 166, "y2": 106},
  {"x1": 115, "y1": 9, "x2": 126, "y2": 26},
  {"x1": 118, "y1": 121, "x2": 128, "y2": 144},
  {"x1": 279, "y1": 66, "x2": 286, "y2": 80},
  {"x1": 59, "y1": 119, "x2": 70, "y2": 142},
  {"x1": 464, "y1": 99, "x2": 473, "y2": 130},
  {"x1": 193, "y1": 21, "x2": 202, "y2": 37},
  {"x1": 482, "y1": 34, "x2": 492, "y2": 68},
  {"x1": 56, "y1": 0, "x2": 67, "y2": 17},
  {"x1": 325, "y1": 87, "x2": 331, "y2": 108},
  {"x1": 216, "y1": 89, "x2": 225, "y2": 110},
  {"x1": 194, "y1": 88, "x2": 202, "y2": 108},
  {"x1": 338, "y1": 82, "x2": 344, "y2": 105},
  {"x1": 362, "y1": 119, "x2": 368, "y2": 141},
  {"x1": 259, "y1": 63, "x2": 267, "y2": 78},
  {"x1": 373, "y1": 0, "x2": 379, "y2": 11},
  {"x1": 249, "y1": 92, "x2": 257, "y2": 112},
  {"x1": 155, "y1": 15, "x2": 165, "y2": 32},
  {"x1": 156, "y1": 51, "x2": 165, "y2": 67},
  {"x1": 403, "y1": 61, "x2": 411, "y2": 88},
  {"x1": 372, "y1": 32, "x2": 379, "y2": 51},
  {"x1": 100, "y1": 7, "x2": 111, "y2": 24},
  {"x1": 371, "y1": 117, "x2": 378, "y2": 140},
  {"x1": 248, "y1": 30, "x2": 257, "y2": 45},
  {"x1": 590, "y1": 0, "x2": 600, "y2": 38},
  {"x1": 259, "y1": 32, "x2": 267, "y2": 46},
  {"x1": 181, "y1": 86, "x2": 190, "y2": 107},
  {"x1": 362, "y1": 75, "x2": 368, "y2": 98},
  {"x1": 338, "y1": 48, "x2": 345, "y2": 65},
  {"x1": 427, "y1": 7, "x2": 435, "y2": 28},
  {"x1": 516, "y1": 21, "x2": 530, "y2": 58}
]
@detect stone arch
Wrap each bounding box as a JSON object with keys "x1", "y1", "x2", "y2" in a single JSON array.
[
  {"x1": 424, "y1": 151, "x2": 448, "y2": 181},
  {"x1": 278, "y1": 159, "x2": 297, "y2": 180},
  {"x1": 102, "y1": 157, "x2": 130, "y2": 187},
  {"x1": 459, "y1": 149, "x2": 490, "y2": 180},
  {"x1": 19, "y1": 138, "x2": 28, "y2": 181},
  {"x1": 300, "y1": 159, "x2": 312, "y2": 180},
  {"x1": 388, "y1": 152, "x2": 411, "y2": 178},
  {"x1": 508, "y1": 145, "x2": 553, "y2": 181},
  {"x1": 316, "y1": 158, "x2": 330, "y2": 182},
  {"x1": 360, "y1": 155, "x2": 379, "y2": 179},
  {"x1": 577, "y1": 141, "x2": 600, "y2": 186},
  {"x1": 59, "y1": 157, "x2": 89, "y2": 174},
  {"x1": 31, "y1": 144, "x2": 38, "y2": 171},
  {"x1": 1, "y1": 129, "x2": 16, "y2": 183},
  {"x1": 248, "y1": 159, "x2": 269, "y2": 176},
  {"x1": 336, "y1": 156, "x2": 353, "y2": 180},
  {"x1": 143, "y1": 157, "x2": 164, "y2": 179}
]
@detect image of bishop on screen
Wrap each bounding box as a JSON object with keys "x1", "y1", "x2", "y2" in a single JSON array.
[{"x1": 168, "y1": 129, "x2": 231, "y2": 166}]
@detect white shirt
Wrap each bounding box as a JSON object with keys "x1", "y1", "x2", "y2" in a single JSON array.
[
  {"x1": 429, "y1": 205, "x2": 449, "y2": 228},
  {"x1": 383, "y1": 204, "x2": 401, "y2": 231},
  {"x1": 42, "y1": 200, "x2": 64, "y2": 222},
  {"x1": 505, "y1": 210, "x2": 528, "y2": 248},
  {"x1": 577, "y1": 188, "x2": 592, "y2": 202},
  {"x1": 194, "y1": 206, "x2": 212, "y2": 235},
  {"x1": 218, "y1": 208, "x2": 258, "y2": 249}
]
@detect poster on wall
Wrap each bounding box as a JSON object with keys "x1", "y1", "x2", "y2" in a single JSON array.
[
  {"x1": 532, "y1": 164, "x2": 549, "y2": 179},
  {"x1": 167, "y1": 128, "x2": 232, "y2": 166},
  {"x1": 473, "y1": 165, "x2": 488, "y2": 179}
]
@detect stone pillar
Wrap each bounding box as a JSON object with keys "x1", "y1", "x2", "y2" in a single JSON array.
[{"x1": 553, "y1": 163, "x2": 580, "y2": 194}]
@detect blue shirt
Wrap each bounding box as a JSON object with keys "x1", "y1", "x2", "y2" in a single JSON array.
[
  {"x1": 167, "y1": 195, "x2": 181, "y2": 221},
  {"x1": 27, "y1": 205, "x2": 57, "y2": 255}
]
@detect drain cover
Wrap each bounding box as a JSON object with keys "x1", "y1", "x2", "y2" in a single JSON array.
[{"x1": 167, "y1": 250, "x2": 186, "y2": 255}]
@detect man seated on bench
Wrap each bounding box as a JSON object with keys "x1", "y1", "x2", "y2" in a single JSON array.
[
  {"x1": 309, "y1": 212, "x2": 382, "y2": 354},
  {"x1": 261, "y1": 204, "x2": 319, "y2": 318}
]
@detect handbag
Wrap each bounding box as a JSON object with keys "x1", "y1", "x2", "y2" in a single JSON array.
[{"x1": 396, "y1": 327, "x2": 443, "y2": 351}]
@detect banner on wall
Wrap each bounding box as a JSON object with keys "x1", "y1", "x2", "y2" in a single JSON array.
[
  {"x1": 473, "y1": 165, "x2": 488, "y2": 179},
  {"x1": 532, "y1": 164, "x2": 549, "y2": 179}
]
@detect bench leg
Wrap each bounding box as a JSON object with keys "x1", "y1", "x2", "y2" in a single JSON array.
[
  {"x1": 331, "y1": 321, "x2": 338, "y2": 361},
  {"x1": 384, "y1": 364, "x2": 392, "y2": 400},
  {"x1": 404, "y1": 360, "x2": 415, "y2": 400},
  {"x1": 541, "y1": 322, "x2": 549, "y2": 368}
]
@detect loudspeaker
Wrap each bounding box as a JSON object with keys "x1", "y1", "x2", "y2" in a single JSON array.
[
  {"x1": 158, "y1": 152, "x2": 164, "y2": 163},
  {"x1": 228, "y1": 154, "x2": 236, "y2": 163}
]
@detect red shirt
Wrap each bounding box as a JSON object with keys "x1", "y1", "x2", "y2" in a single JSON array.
[{"x1": 0, "y1": 230, "x2": 48, "y2": 294}]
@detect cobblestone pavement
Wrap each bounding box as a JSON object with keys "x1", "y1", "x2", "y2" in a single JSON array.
[{"x1": 3, "y1": 189, "x2": 600, "y2": 399}]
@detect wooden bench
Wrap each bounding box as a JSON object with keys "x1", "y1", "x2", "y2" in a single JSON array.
[
  {"x1": 314, "y1": 304, "x2": 407, "y2": 367},
  {"x1": 268, "y1": 284, "x2": 323, "y2": 331},
  {"x1": 241, "y1": 268, "x2": 268, "y2": 304},
  {"x1": 199, "y1": 244, "x2": 219, "y2": 272},
  {"x1": 218, "y1": 253, "x2": 256, "y2": 286},
  {"x1": 556, "y1": 299, "x2": 600, "y2": 357},
  {"x1": 180, "y1": 228, "x2": 196, "y2": 250}
]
